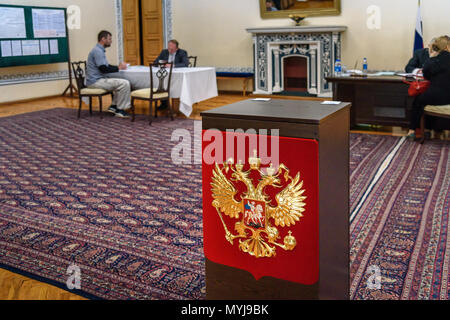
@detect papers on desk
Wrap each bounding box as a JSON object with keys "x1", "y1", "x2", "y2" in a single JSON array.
[
  {"x1": 346, "y1": 69, "x2": 364, "y2": 75},
  {"x1": 252, "y1": 98, "x2": 272, "y2": 102},
  {"x1": 395, "y1": 72, "x2": 416, "y2": 77},
  {"x1": 367, "y1": 71, "x2": 396, "y2": 76},
  {"x1": 322, "y1": 101, "x2": 341, "y2": 105}
]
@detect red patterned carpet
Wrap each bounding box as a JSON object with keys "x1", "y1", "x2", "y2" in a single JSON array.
[
  {"x1": 349, "y1": 134, "x2": 449, "y2": 300},
  {"x1": 0, "y1": 108, "x2": 448, "y2": 300},
  {"x1": 0, "y1": 109, "x2": 204, "y2": 299}
]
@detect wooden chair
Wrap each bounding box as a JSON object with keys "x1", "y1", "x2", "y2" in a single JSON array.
[
  {"x1": 71, "y1": 61, "x2": 112, "y2": 119},
  {"x1": 420, "y1": 105, "x2": 450, "y2": 143},
  {"x1": 188, "y1": 56, "x2": 198, "y2": 68},
  {"x1": 130, "y1": 62, "x2": 174, "y2": 125}
]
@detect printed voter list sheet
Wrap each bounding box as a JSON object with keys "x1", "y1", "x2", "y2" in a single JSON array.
[
  {"x1": 1, "y1": 41, "x2": 12, "y2": 57},
  {"x1": 49, "y1": 40, "x2": 59, "y2": 55},
  {"x1": 32, "y1": 9, "x2": 66, "y2": 38},
  {"x1": 22, "y1": 40, "x2": 41, "y2": 56},
  {"x1": 39, "y1": 39, "x2": 50, "y2": 55},
  {"x1": 0, "y1": 7, "x2": 27, "y2": 39},
  {"x1": 11, "y1": 40, "x2": 22, "y2": 56}
]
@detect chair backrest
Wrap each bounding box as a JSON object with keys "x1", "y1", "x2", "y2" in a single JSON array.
[
  {"x1": 71, "y1": 61, "x2": 87, "y2": 92},
  {"x1": 188, "y1": 56, "x2": 197, "y2": 68},
  {"x1": 150, "y1": 62, "x2": 173, "y2": 97}
]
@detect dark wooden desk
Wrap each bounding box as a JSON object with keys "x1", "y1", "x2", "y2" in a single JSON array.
[
  {"x1": 327, "y1": 75, "x2": 414, "y2": 128},
  {"x1": 201, "y1": 99, "x2": 351, "y2": 300}
]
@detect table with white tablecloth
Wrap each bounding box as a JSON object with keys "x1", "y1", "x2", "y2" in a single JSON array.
[{"x1": 107, "y1": 66, "x2": 218, "y2": 117}]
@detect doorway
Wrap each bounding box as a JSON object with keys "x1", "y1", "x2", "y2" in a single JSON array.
[{"x1": 122, "y1": 0, "x2": 164, "y2": 66}]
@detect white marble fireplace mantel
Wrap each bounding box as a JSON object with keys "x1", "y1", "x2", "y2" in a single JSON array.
[
  {"x1": 247, "y1": 26, "x2": 347, "y2": 34},
  {"x1": 247, "y1": 26, "x2": 347, "y2": 97}
]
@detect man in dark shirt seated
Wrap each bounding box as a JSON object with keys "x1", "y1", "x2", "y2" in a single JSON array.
[
  {"x1": 154, "y1": 39, "x2": 189, "y2": 68},
  {"x1": 154, "y1": 40, "x2": 189, "y2": 110},
  {"x1": 86, "y1": 30, "x2": 131, "y2": 118},
  {"x1": 405, "y1": 39, "x2": 434, "y2": 74}
]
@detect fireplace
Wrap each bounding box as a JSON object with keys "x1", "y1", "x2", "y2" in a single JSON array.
[
  {"x1": 247, "y1": 26, "x2": 347, "y2": 97},
  {"x1": 283, "y1": 56, "x2": 308, "y2": 92}
]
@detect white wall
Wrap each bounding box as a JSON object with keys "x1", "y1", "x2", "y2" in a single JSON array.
[
  {"x1": 172, "y1": 0, "x2": 450, "y2": 71},
  {"x1": 0, "y1": 0, "x2": 119, "y2": 103},
  {"x1": 2, "y1": 0, "x2": 449, "y2": 101}
]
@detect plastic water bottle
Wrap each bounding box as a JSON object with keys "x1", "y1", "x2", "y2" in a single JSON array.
[
  {"x1": 363, "y1": 58, "x2": 368, "y2": 73},
  {"x1": 335, "y1": 59, "x2": 342, "y2": 76}
]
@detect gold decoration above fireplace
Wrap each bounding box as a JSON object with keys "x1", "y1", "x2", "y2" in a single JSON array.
[{"x1": 260, "y1": 0, "x2": 341, "y2": 19}]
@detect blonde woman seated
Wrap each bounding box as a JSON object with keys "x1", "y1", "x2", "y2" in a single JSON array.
[{"x1": 407, "y1": 36, "x2": 450, "y2": 140}]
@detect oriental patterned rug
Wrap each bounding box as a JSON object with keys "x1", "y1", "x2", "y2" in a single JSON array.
[
  {"x1": 0, "y1": 108, "x2": 448, "y2": 300},
  {"x1": 349, "y1": 134, "x2": 449, "y2": 300},
  {"x1": 0, "y1": 109, "x2": 204, "y2": 300}
]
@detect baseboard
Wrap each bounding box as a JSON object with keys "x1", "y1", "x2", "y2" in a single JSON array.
[{"x1": 0, "y1": 94, "x2": 69, "y2": 107}]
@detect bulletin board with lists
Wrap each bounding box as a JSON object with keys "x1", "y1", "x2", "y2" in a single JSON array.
[{"x1": 0, "y1": 4, "x2": 69, "y2": 67}]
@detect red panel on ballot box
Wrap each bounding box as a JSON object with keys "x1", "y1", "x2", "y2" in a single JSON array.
[{"x1": 202, "y1": 130, "x2": 319, "y2": 285}]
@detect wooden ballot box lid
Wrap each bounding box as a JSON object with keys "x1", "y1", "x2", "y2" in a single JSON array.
[{"x1": 201, "y1": 99, "x2": 351, "y2": 125}]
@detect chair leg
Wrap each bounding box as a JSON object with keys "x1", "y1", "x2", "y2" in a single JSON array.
[
  {"x1": 89, "y1": 97, "x2": 93, "y2": 116},
  {"x1": 131, "y1": 98, "x2": 135, "y2": 122},
  {"x1": 154, "y1": 100, "x2": 158, "y2": 119},
  {"x1": 99, "y1": 96, "x2": 103, "y2": 119},
  {"x1": 167, "y1": 99, "x2": 174, "y2": 121},
  {"x1": 149, "y1": 99, "x2": 153, "y2": 126},
  {"x1": 420, "y1": 115, "x2": 426, "y2": 144},
  {"x1": 78, "y1": 97, "x2": 82, "y2": 119}
]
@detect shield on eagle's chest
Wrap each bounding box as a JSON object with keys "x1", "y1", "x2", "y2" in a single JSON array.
[{"x1": 243, "y1": 199, "x2": 266, "y2": 229}]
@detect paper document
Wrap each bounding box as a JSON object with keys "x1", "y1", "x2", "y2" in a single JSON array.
[
  {"x1": 252, "y1": 98, "x2": 272, "y2": 102},
  {"x1": 22, "y1": 40, "x2": 41, "y2": 56},
  {"x1": 322, "y1": 101, "x2": 342, "y2": 105},
  {"x1": 0, "y1": 7, "x2": 26, "y2": 39},
  {"x1": 347, "y1": 69, "x2": 363, "y2": 75},
  {"x1": 39, "y1": 39, "x2": 50, "y2": 55},
  {"x1": 11, "y1": 40, "x2": 22, "y2": 56},
  {"x1": 49, "y1": 39, "x2": 59, "y2": 54},
  {"x1": 32, "y1": 9, "x2": 66, "y2": 38},
  {"x1": 1, "y1": 41, "x2": 12, "y2": 57},
  {"x1": 368, "y1": 71, "x2": 396, "y2": 76},
  {"x1": 395, "y1": 72, "x2": 416, "y2": 77}
]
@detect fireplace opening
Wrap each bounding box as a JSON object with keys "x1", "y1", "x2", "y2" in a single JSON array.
[{"x1": 283, "y1": 56, "x2": 308, "y2": 92}]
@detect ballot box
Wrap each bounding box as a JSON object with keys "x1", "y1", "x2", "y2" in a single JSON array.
[{"x1": 201, "y1": 99, "x2": 351, "y2": 300}]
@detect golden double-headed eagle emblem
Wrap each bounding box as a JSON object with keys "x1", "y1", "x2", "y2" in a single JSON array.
[{"x1": 211, "y1": 151, "x2": 307, "y2": 258}]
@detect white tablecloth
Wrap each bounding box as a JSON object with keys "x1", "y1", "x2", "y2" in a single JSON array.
[{"x1": 108, "y1": 66, "x2": 218, "y2": 117}]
